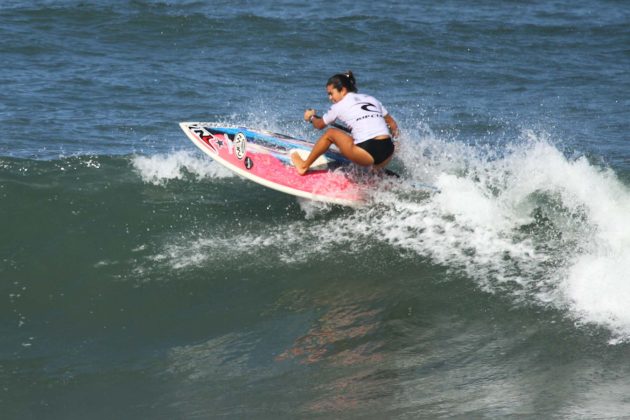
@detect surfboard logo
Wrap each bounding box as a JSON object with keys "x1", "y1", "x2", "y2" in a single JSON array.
[
  {"x1": 234, "y1": 133, "x2": 247, "y2": 160},
  {"x1": 192, "y1": 126, "x2": 217, "y2": 152}
]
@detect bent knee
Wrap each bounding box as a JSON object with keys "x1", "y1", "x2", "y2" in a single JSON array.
[{"x1": 321, "y1": 129, "x2": 338, "y2": 143}]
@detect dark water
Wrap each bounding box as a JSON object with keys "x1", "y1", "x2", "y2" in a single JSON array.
[{"x1": 2, "y1": 1, "x2": 630, "y2": 418}]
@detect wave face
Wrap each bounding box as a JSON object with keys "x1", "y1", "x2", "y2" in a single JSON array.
[{"x1": 2, "y1": 0, "x2": 630, "y2": 418}]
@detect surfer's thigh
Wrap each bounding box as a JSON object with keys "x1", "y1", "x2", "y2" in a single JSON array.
[
  {"x1": 326, "y1": 129, "x2": 374, "y2": 166},
  {"x1": 373, "y1": 154, "x2": 393, "y2": 170}
]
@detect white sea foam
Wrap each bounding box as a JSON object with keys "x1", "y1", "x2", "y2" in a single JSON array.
[
  {"x1": 296, "y1": 197, "x2": 335, "y2": 219},
  {"x1": 132, "y1": 150, "x2": 234, "y2": 185},
  {"x1": 333, "y1": 129, "x2": 627, "y2": 341},
  {"x1": 390, "y1": 128, "x2": 630, "y2": 342},
  {"x1": 141, "y1": 122, "x2": 630, "y2": 342}
]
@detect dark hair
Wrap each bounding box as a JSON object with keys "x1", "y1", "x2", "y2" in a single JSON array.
[{"x1": 327, "y1": 70, "x2": 357, "y2": 93}]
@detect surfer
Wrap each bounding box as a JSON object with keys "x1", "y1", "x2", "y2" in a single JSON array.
[{"x1": 291, "y1": 71, "x2": 400, "y2": 175}]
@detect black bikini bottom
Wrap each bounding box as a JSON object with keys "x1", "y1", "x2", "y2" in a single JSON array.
[{"x1": 356, "y1": 137, "x2": 394, "y2": 165}]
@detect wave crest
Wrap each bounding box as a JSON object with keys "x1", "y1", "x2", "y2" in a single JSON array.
[{"x1": 131, "y1": 151, "x2": 234, "y2": 185}]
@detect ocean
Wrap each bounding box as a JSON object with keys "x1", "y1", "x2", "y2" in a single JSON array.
[{"x1": 1, "y1": 0, "x2": 630, "y2": 418}]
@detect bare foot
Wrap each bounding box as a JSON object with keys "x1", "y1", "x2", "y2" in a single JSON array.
[{"x1": 290, "y1": 151, "x2": 308, "y2": 175}]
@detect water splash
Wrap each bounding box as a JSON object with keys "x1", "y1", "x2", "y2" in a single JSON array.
[
  {"x1": 139, "y1": 118, "x2": 630, "y2": 342},
  {"x1": 392, "y1": 127, "x2": 630, "y2": 343},
  {"x1": 131, "y1": 150, "x2": 234, "y2": 185}
]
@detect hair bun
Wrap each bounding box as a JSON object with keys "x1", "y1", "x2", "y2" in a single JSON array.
[{"x1": 326, "y1": 71, "x2": 358, "y2": 93}]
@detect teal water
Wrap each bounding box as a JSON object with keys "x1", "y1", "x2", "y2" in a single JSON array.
[{"x1": 2, "y1": 1, "x2": 630, "y2": 418}]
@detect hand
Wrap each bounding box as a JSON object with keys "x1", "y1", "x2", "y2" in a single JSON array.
[{"x1": 304, "y1": 109, "x2": 316, "y2": 122}]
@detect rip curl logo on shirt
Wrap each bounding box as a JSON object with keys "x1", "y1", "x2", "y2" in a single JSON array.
[
  {"x1": 359, "y1": 102, "x2": 379, "y2": 113},
  {"x1": 234, "y1": 132, "x2": 247, "y2": 160}
]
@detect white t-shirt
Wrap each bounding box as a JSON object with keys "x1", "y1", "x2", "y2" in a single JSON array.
[{"x1": 322, "y1": 92, "x2": 390, "y2": 144}]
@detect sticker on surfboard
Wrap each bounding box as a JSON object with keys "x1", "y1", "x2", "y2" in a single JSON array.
[{"x1": 233, "y1": 132, "x2": 246, "y2": 160}]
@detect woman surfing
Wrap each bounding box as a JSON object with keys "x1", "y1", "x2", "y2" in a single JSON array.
[{"x1": 291, "y1": 71, "x2": 400, "y2": 175}]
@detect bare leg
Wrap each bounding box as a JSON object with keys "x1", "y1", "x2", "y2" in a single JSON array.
[
  {"x1": 291, "y1": 128, "x2": 374, "y2": 175},
  {"x1": 373, "y1": 154, "x2": 393, "y2": 171}
]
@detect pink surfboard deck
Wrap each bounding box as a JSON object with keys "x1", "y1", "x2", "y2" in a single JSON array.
[{"x1": 179, "y1": 122, "x2": 366, "y2": 206}]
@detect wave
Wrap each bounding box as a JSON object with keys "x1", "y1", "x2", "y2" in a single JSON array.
[
  {"x1": 3, "y1": 122, "x2": 630, "y2": 343},
  {"x1": 127, "y1": 125, "x2": 630, "y2": 343},
  {"x1": 131, "y1": 150, "x2": 234, "y2": 185},
  {"x1": 394, "y1": 127, "x2": 630, "y2": 343}
]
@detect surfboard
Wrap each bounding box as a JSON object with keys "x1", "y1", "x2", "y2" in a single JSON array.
[{"x1": 179, "y1": 122, "x2": 366, "y2": 206}]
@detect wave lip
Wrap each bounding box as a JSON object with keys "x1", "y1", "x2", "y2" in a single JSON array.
[
  {"x1": 394, "y1": 129, "x2": 630, "y2": 343},
  {"x1": 131, "y1": 151, "x2": 234, "y2": 185},
  {"x1": 126, "y1": 129, "x2": 630, "y2": 343}
]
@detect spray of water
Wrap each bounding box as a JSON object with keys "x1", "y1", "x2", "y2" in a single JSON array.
[
  {"x1": 134, "y1": 119, "x2": 630, "y2": 343},
  {"x1": 132, "y1": 150, "x2": 234, "y2": 185}
]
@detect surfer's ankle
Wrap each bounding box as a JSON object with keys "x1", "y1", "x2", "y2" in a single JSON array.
[
  {"x1": 290, "y1": 152, "x2": 308, "y2": 175},
  {"x1": 296, "y1": 163, "x2": 308, "y2": 175}
]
